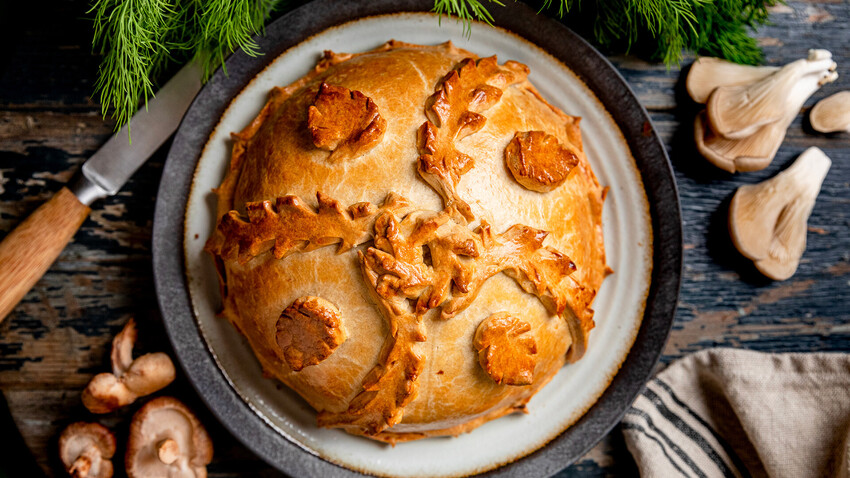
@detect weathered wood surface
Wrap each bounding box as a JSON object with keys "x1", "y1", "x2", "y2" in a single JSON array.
[{"x1": 0, "y1": 1, "x2": 848, "y2": 477}]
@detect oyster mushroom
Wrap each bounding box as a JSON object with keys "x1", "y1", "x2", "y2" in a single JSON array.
[
  {"x1": 694, "y1": 110, "x2": 789, "y2": 173},
  {"x1": 706, "y1": 49, "x2": 837, "y2": 140},
  {"x1": 59, "y1": 422, "x2": 116, "y2": 478},
  {"x1": 126, "y1": 397, "x2": 213, "y2": 478},
  {"x1": 729, "y1": 147, "x2": 831, "y2": 280},
  {"x1": 82, "y1": 319, "x2": 176, "y2": 414},
  {"x1": 810, "y1": 91, "x2": 850, "y2": 133},
  {"x1": 687, "y1": 57, "x2": 778, "y2": 104},
  {"x1": 695, "y1": 52, "x2": 838, "y2": 173}
]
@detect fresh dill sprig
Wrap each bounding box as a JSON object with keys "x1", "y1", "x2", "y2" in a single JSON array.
[
  {"x1": 90, "y1": 0, "x2": 176, "y2": 128},
  {"x1": 91, "y1": 0, "x2": 779, "y2": 132},
  {"x1": 433, "y1": 0, "x2": 780, "y2": 65},
  {"x1": 433, "y1": 0, "x2": 501, "y2": 36},
  {"x1": 90, "y1": 0, "x2": 285, "y2": 130}
]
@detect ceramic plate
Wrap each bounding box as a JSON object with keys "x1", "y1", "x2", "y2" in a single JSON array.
[{"x1": 153, "y1": 1, "x2": 681, "y2": 476}]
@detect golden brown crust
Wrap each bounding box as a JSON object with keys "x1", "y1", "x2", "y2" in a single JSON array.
[
  {"x1": 505, "y1": 131, "x2": 579, "y2": 192},
  {"x1": 276, "y1": 296, "x2": 347, "y2": 371},
  {"x1": 418, "y1": 56, "x2": 529, "y2": 221},
  {"x1": 308, "y1": 83, "x2": 386, "y2": 161},
  {"x1": 205, "y1": 192, "x2": 410, "y2": 264},
  {"x1": 474, "y1": 312, "x2": 538, "y2": 386},
  {"x1": 204, "y1": 40, "x2": 607, "y2": 442}
]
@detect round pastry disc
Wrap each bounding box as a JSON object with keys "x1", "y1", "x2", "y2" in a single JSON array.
[{"x1": 153, "y1": 1, "x2": 682, "y2": 476}]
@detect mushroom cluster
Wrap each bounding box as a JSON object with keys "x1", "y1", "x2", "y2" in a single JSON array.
[
  {"x1": 82, "y1": 319, "x2": 176, "y2": 414},
  {"x1": 729, "y1": 147, "x2": 832, "y2": 280},
  {"x1": 688, "y1": 50, "x2": 838, "y2": 173},
  {"x1": 58, "y1": 319, "x2": 212, "y2": 478}
]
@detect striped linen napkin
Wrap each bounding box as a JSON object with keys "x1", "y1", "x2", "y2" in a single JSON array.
[{"x1": 622, "y1": 348, "x2": 850, "y2": 478}]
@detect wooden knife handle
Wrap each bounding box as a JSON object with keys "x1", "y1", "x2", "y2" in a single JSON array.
[{"x1": 0, "y1": 187, "x2": 90, "y2": 323}]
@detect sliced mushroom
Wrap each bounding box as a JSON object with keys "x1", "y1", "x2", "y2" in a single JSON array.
[
  {"x1": 706, "y1": 49, "x2": 837, "y2": 140},
  {"x1": 59, "y1": 422, "x2": 116, "y2": 478},
  {"x1": 687, "y1": 57, "x2": 778, "y2": 104},
  {"x1": 810, "y1": 91, "x2": 850, "y2": 133},
  {"x1": 729, "y1": 147, "x2": 831, "y2": 280},
  {"x1": 82, "y1": 319, "x2": 176, "y2": 414},
  {"x1": 126, "y1": 397, "x2": 213, "y2": 478}
]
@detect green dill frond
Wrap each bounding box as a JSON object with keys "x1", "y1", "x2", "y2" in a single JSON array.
[
  {"x1": 90, "y1": 0, "x2": 176, "y2": 127},
  {"x1": 89, "y1": 0, "x2": 780, "y2": 133},
  {"x1": 432, "y1": 0, "x2": 502, "y2": 36},
  {"x1": 194, "y1": 0, "x2": 278, "y2": 80},
  {"x1": 90, "y1": 0, "x2": 284, "y2": 132}
]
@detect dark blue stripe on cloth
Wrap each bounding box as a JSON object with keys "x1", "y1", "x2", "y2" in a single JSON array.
[
  {"x1": 653, "y1": 378, "x2": 751, "y2": 478},
  {"x1": 642, "y1": 387, "x2": 737, "y2": 477},
  {"x1": 621, "y1": 421, "x2": 690, "y2": 478},
  {"x1": 625, "y1": 408, "x2": 709, "y2": 478}
]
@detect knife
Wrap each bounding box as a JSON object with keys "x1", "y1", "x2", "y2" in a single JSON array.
[{"x1": 0, "y1": 62, "x2": 202, "y2": 323}]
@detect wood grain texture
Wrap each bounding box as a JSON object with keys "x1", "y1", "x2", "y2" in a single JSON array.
[
  {"x1": 0, "y1": 187, "x2": 90, "y2": 323},
  {"x1": 0, "y1": 1, "x2": 848, "y2": 477}
]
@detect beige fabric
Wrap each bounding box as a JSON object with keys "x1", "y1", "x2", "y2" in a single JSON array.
[{"x1": 623, "y1": 348, "x2": 850, "y2": 478}]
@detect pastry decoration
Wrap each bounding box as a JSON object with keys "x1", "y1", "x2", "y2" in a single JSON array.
[
  {"x1": 318, "y1": 208, "x2": 576, "y2": 434},
  {"x1": 308, "y1": 82, "x2": 387, "y2": 161},
  {"x1": 276, "y1": 296, "x2": 347, "y2": 371},
  {"x1": 505, "y1": 131, "x2": 579, "y2": 192},
  {"x1": 206, "y1": 191, "x2": 411, "y2": 264},
  {"x1": 82, "y1": 319, "x2": 176, "y2": 414},
  {"x1": 418, "y1": 56, "x2": 528, "y2": 220},
  {"x1": 205, "y1": 42, "x2": 607, "y2": 443},
  {"x1": 474, "y1": 312, "x2": 538, "y2": 386}
]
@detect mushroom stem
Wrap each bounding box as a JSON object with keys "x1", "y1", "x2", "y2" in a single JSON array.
[
  {"x1": 729, "y1": 147, "x2": 831, "y2": 280},
  {"x1": 70, "y1": 455, "x2": 93, "y2": 478},
  {"x1": 156, "y1": 439, "x2": 180, "y2": 465}
]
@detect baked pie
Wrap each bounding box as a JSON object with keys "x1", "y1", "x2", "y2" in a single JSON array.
[{"x1": 206, "y1": 41, "x2": 607, "y2": 443}]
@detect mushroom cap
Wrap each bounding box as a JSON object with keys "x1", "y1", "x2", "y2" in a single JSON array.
[
  {"x1": 706, "y1": 50, "x2": 837, "y2": 140},
  {"x1": 122, "y1": 352, "x2": 177, "y2": 396},
  {"x1": 111, "y1": 319, "x2": 138, "y2": 376},
  {"x1": 686, "y1": 57, "x2": 778, "y2": 104},
  {"x1": 694, "y1": 111, "x2": 786, "y2": 173},
  {"x1": 810, "y1": 91, "x2": 850, "y2": 133},
  {"x1": 83, "y1": 318, "x2": 176, "y2": 414},
  {"x1": 126, "y1": 397, "x2": 213, "y2": 478},
  {"x1": 729, "y1": 147, "x2": 831, "y2": 280},
  {"x1": 59, "y1": 422, "x2": 116, "y2": 478},
  {"x1": 82, "y1": 373, "x2": 136, "y2": 414}
]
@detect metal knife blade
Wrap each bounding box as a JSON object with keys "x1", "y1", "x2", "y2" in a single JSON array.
[{"x1": 74, "y1": 62, "x2": 202, "y2": 204}]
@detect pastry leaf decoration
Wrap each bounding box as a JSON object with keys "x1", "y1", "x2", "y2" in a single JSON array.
[
  {"x1": 417, "y1": 56, "x2": 528, "y2": 221},
  {"x1": 276, "y1": 296, "x2": 347, "y2": 372},
  {"x1": 205, "y1": 192, "x2": 410, "y2": 264},
  {"x1": 308, "y1": 83, "x2": 387, "y2": 161},
  {"x1": 474, "y1": 312, "x2": 538, "y2": 386}
]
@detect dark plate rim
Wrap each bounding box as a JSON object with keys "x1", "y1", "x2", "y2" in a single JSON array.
[{"x1": 152, "y1": 0, "x2": 683, "y2": 476}]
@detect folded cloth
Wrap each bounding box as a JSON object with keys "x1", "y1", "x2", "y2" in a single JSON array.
[{"x1": 622, "y1": 348, "x2": 850, "y2": 478}]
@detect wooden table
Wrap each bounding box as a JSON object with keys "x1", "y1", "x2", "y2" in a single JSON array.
[{"x1": 1, "y1": 1, "x2": 848, "y2": 476}]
